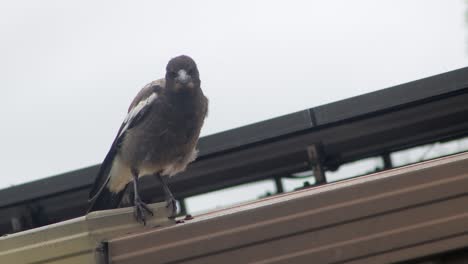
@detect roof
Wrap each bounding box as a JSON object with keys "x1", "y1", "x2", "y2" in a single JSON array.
[
  {"x1": 107, "y1": 152, "x2": 468, "y2": 264},
  {"x1": 3, "y1": 151, "x2": 466, "y2": 263}
]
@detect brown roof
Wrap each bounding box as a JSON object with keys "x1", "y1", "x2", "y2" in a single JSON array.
[
  {"x1": 2, "y1": 152, "x2": 467, "y2": 264},
  {"x1": 107, "y1": 152, "x2": 468, "y2": 264}
]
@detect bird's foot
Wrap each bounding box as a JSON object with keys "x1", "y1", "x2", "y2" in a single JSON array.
[
  {"x1": 166, "y1": 197, "x2": 178, "y2": 219},
  {"x1": 134, "y1": 198, "x2": 154, "y2": 225}
]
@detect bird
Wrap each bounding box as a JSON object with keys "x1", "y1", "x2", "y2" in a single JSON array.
[{"x1": 87, "y1": 55, "x2": 208, "y2": 224}]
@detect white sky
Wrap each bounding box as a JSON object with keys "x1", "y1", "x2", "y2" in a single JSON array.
[{"x1": 1, "y1": 0, "x2": 467, "y2": 190}]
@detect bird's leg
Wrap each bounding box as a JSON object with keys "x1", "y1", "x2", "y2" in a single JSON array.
[
  {"x1": 131, "y1": 168, "x2": 153, "y2": 225},
  {"x1": 155, "y1": 173, "x2": 177, "y2": 218}
]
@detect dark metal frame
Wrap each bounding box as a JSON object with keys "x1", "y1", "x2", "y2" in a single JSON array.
[{"x1": 1, "y1": 67, "x2": 468, "y2": 234}]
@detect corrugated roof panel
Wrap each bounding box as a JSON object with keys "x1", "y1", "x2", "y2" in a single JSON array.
[{"x1": 108, "y1": 152, "x2": 468, "y2": 264}]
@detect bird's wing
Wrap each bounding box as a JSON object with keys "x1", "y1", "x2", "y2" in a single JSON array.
[{"x1": 88, "y1": 80, "x2": 164, "y2": 203}]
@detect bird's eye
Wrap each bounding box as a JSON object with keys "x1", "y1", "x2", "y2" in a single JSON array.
[
  {"x1": 170, "y1": 71, "x2": 177, "y2": 78},
  {"x1": 187, "y1": 69, "x2": 193, "y2": 75}
]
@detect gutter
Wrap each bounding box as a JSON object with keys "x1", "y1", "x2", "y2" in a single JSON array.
[{"x1": 0, "y1": 203, "x2": 173, "y2": 264}]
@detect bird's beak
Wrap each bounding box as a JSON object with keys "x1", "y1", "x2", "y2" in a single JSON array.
[{"x1": 176, "y1": 69, "x2": 191, "y2": 85}]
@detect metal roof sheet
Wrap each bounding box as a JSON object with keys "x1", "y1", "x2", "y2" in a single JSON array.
[{"x1": 107, "y1": 152, "x2": 468, "y2": 264}]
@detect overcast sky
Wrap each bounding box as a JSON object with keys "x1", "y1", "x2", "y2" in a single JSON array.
[{"x1": 1, "y1": 0, "x2": 467, "y2": 190}]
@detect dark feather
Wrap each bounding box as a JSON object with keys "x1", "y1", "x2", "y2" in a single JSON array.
[
  {"x1": 87, "y1": 83, "x2": 162, "y2": 211},
  {"x1": 88, "y1": 186, "x2": 126, "y2": 212}
]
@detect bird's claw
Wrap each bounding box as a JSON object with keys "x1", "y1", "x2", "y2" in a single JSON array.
[
  {"x1": 134, "y1": 199, "x2": 154, "y2": 225},
  {"x1": 166, "y1": 197, "x2": 177, "y2": 219}
]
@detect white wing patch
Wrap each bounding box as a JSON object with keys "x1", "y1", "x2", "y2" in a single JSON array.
[
  {"x1": 107, "y1": 155, "x2": 132, "y2": 193},
  {"x1": 118, "y1": 92, "x2": 157, "y2": 138}
]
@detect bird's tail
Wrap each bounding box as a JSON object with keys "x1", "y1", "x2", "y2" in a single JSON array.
[
  {"x1": 87, "y1": 137, "x2": 125, "y2": 213},
  {"x1": 87, "y1": 187, "x2": 125, "y2": 213}
]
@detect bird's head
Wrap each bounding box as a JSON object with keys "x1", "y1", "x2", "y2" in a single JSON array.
[{"x1": 165, "y1": 55, "x2": 200, "y2": 92}]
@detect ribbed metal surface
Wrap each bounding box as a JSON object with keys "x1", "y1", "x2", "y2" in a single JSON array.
[{"x1": 108, "y1": 152, "x2": 468, "y2": 264}]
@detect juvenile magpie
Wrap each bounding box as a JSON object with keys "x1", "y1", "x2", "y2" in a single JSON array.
[{"x1": 88, "y1": 55, "x2": 208, "y2": 224}]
